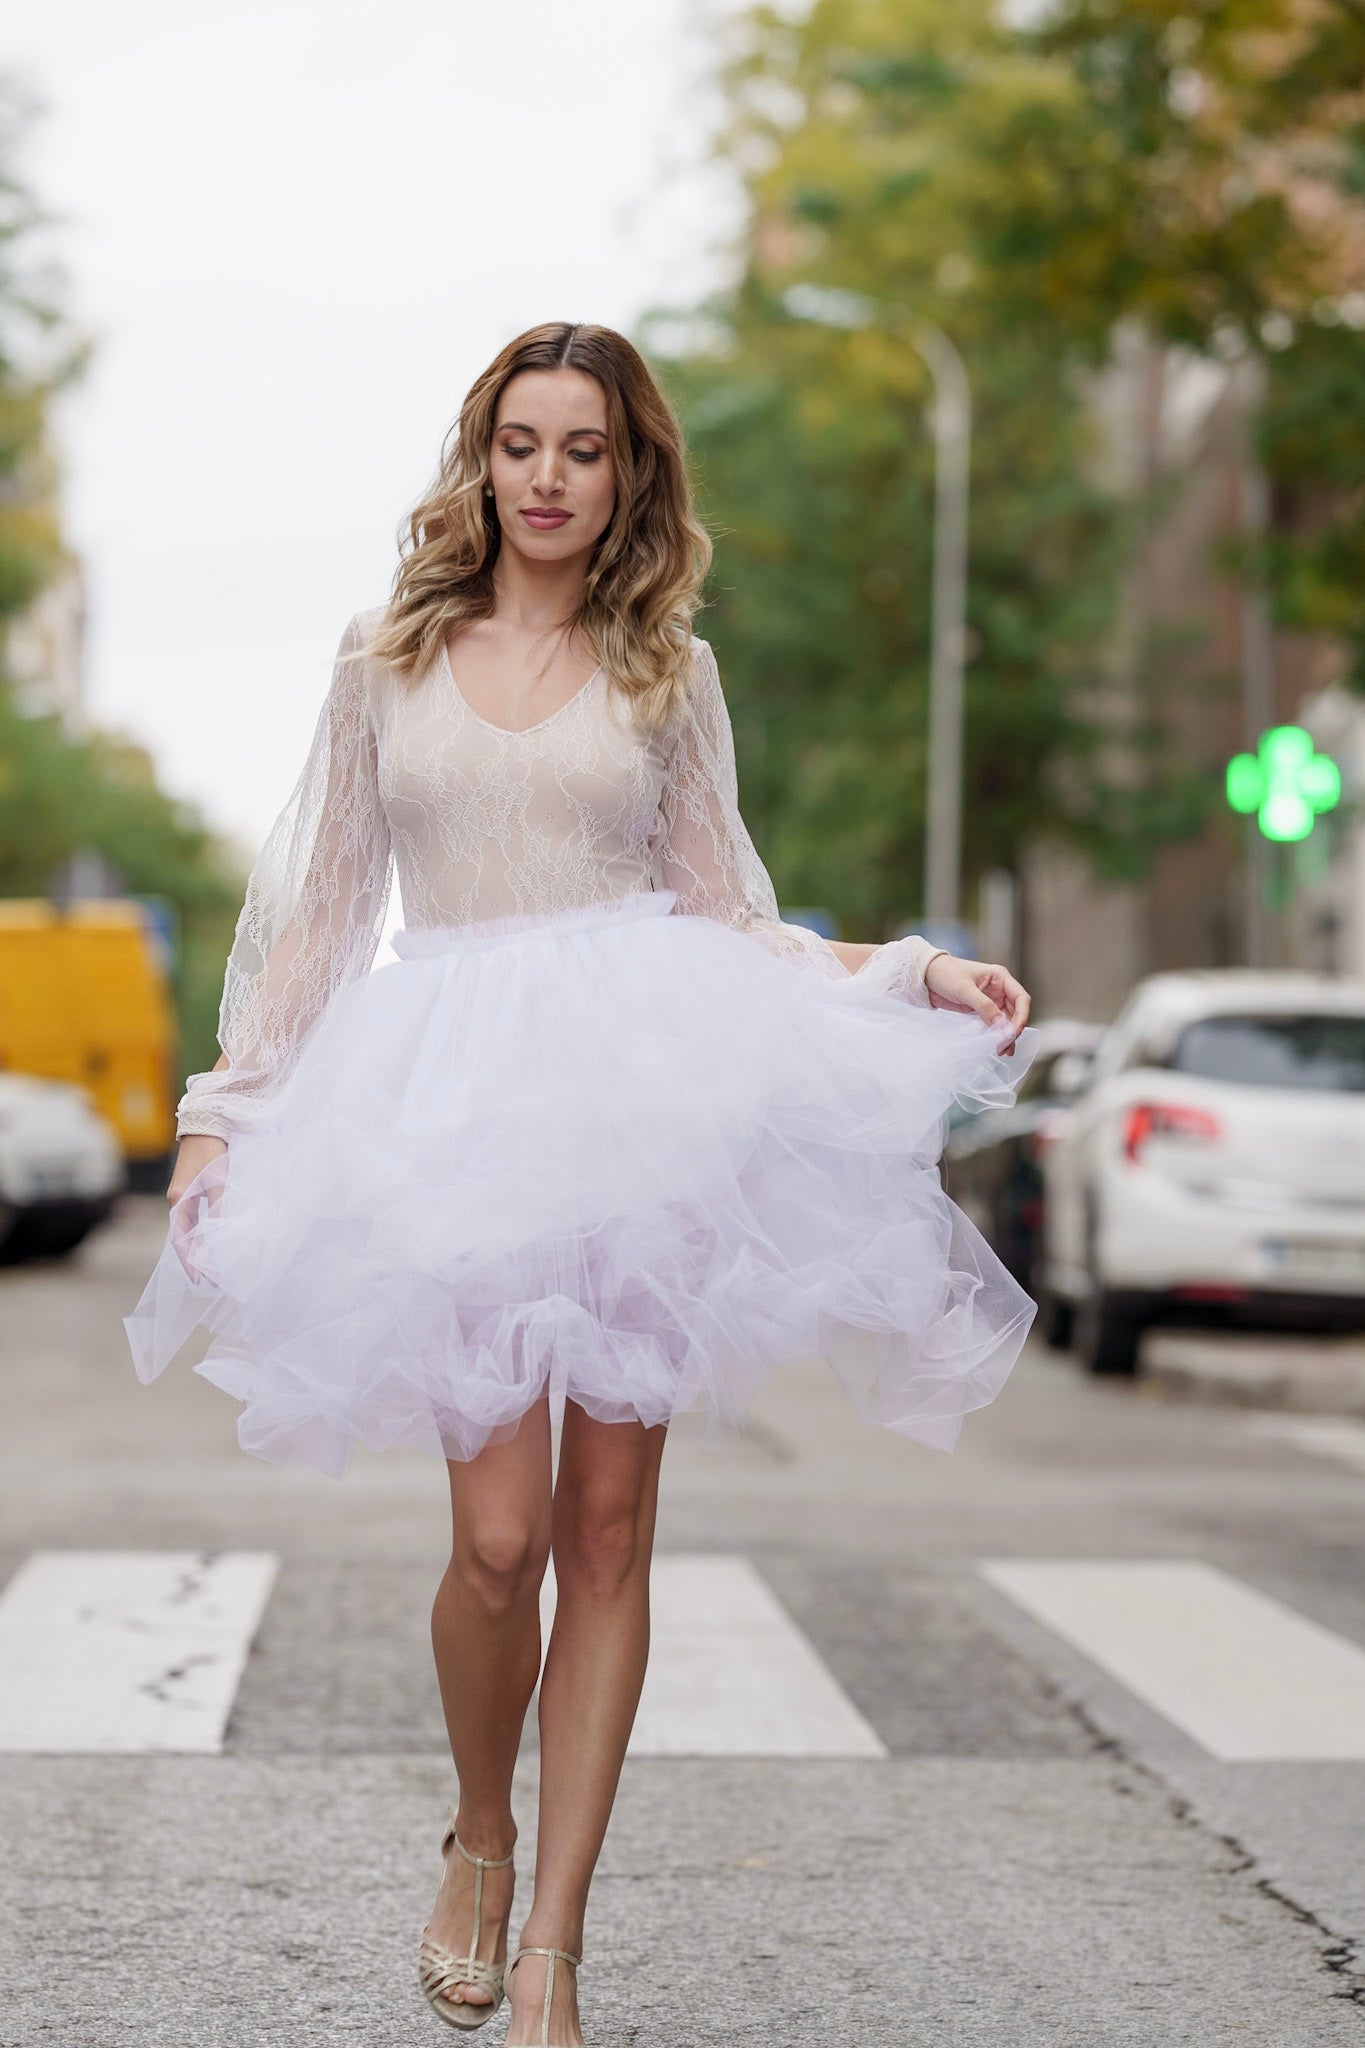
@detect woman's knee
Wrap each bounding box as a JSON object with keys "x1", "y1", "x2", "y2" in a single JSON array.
[
  {"x1": 554, "y1": 1491, "x2": 650, "y2": 1599},
  {"x1": 452, "y1": 1518, "x2": 550, "y2": 1615}
]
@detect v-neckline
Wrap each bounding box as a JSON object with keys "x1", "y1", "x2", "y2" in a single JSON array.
[{"x1": 440, "y1": 639, "x2": 604, "y2": 737}]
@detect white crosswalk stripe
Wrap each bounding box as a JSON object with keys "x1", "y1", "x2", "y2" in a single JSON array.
[
  {"x1": 981, "y1": 1558, "x2": 1365, "y2": 1761},
  {"x1": 539, "y1": 1555, "x2": 886, "y2": 1759},
  {"x1": 1244, "y1": 1413, "x2": 1365, "y2": 1477},
  {"x1": 0, "y1": 1550, "x2": 279, "y2": 1754}
]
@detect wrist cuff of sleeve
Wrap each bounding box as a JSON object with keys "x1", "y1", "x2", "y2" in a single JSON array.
[{"x1": 921, "y1": 947, "x2": 951, "y2": 1006}]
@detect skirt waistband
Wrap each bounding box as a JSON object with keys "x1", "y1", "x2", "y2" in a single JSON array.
[{"x1": 392, "y1": 889, "x2": 678, "y2": 959}]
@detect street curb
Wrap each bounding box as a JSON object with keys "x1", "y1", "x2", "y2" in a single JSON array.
[{"x1": 1141, "y1": 1332, "x2": 1365, "y2": 1417}]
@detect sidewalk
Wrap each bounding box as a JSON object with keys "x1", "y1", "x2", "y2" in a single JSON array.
[{"x1": 1142, "y1": 1330, "x2": 1365, "y2": 1415}]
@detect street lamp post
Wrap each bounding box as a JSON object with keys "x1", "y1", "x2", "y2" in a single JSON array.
[
  {"x1": 782, "y1": 287, "x2": 971, "y2": 929},
  {"x1": 914, "y1": 321, "x2": 971, "y2": 926}
]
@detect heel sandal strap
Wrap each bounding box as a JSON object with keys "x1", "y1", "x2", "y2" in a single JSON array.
[{"x1": 508, "y1": 1946, "x2": 582, "y2": 2047}]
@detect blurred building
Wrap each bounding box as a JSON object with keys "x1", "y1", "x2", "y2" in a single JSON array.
[
  {"x1": 1293, "y1": 685, "x2": 1365, "y2": 979},
  {"x1": 3, "y1": 561, "x2": 89, "y2": 731},
  {"x1": 1020, "y1": 330, "x2": 1355, "y2": 1017}
]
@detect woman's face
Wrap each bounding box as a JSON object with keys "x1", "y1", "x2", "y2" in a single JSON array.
[{"x1": 488, "y1": 368, "x2": 616, "y2": 565}]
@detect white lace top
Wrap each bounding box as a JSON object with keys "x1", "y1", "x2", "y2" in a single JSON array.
[{"x1": 177, "y1": 608, "x2": 942, "y2": 1138}]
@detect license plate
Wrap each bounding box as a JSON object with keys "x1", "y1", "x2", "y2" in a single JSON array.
[{"x1": 1261, "y1": 1238, "x2": 1365, "y2": 1283}]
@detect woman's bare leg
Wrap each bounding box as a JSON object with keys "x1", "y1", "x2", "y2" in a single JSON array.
[
  {"x1": 504, "y1": 1401, "x2": 669, "y2": 2048},
  {"x1": 426, "y1": 1395, "x2": 554, "y2": 2011}
]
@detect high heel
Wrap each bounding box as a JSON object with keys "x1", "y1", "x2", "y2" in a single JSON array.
[
  {"x1": 417, "y1": 1809, "x2": 515, "y2": 2030},
  {"x1": 505, "y1": 1943, "x2": 584, "y2": 2048}
]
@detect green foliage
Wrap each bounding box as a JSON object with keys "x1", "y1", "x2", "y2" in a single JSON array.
[
  {"x1": 1033, "y1": 0, "x2": 1365, "y2": 679},
  {"x1": 648, "y1": 0, "x2": 1213, "y2": 931},
  {"x1": 0, "y1": 76, "x2": 244, "y2": 1087},
  {"x1": 0, "y1": 79, "x2": 88, "y2": 631},
  {"x1": 1261, "y1": 321, "x2": 1365, "y2": 678},
  {"x1": 646, "y1": 0, "x2": 1365, "y2": 936}
]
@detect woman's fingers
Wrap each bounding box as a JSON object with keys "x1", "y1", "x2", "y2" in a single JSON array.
[
  {"x1": 989, "y1": 970, "x2": 1032, "y2": 1053},
  {"x1": 930, "y1": 957, "x2": 1033, "y2": 1053}
]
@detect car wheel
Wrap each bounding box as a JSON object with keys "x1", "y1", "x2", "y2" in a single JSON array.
[
  {"x1": 41, "y1": 1219, "x2": 97, "y2": 1258},
  {"x1": 1074, "y1": 1289, "x2": 1142, "y2": 1376}
]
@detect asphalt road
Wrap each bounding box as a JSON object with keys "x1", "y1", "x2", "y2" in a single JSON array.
[{"x1": 2, "y1": 1196, "x2": 1363, "y2": 2047}]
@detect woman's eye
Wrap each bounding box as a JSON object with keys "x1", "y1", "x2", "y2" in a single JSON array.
[{"x1": 498, "y1": 443, "x2": 600, "y2": 463}]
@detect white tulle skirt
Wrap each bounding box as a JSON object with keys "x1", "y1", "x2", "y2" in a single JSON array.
[{"x1": 125, "y1": 890, "x2": 1040, "y2": 1477}]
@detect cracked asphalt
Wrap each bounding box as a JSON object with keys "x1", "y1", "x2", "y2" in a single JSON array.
[{"x1": 2, "y1": 1196, "x2": 1363, "y2": 2046}]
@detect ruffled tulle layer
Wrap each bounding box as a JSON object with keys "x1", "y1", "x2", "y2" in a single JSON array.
[{"x1": 125, "y1": 890, "x2": 1040, "y2": 1477}]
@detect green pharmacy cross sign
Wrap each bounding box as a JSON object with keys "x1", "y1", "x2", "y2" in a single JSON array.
[{"x1": 1226, "y1": 726, "x2": 1341, "y2": 843}]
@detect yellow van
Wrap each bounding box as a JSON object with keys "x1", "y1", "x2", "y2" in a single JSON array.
[{"x1": 0, "y1": 901, "x2": 177, "y2": 1177}]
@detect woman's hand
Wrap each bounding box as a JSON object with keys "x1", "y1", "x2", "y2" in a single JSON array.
[
  {"x1": 167, "y1": 1133, "x2": 229, "y2": 1283},
  {"x1": 167, "y1": 1133, "x2": 228, "y2": 1207},
  {"x1": 925, "y1": 952, "x2": 1031, "y2": 1054}
]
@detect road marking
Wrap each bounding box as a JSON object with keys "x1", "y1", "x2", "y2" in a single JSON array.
[
  {"x1": 0, "y1": 1551, "x2": 279, "y2": 1754},
  {"x1": 1244, "y1": 1413, "x2": 1365, "y2": 1477},
  {"x1": 540, "y1": 1554, "x2": 886, "y2": 1759},
  {"x1": 981, "y1": 1558, "x2": 1365, "y2": 1761}
]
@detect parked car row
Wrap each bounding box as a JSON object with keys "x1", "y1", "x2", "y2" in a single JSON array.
[
  {"x1": 0, "y1": 1073, "x2": 125, "y2": 1263},
  {"x1": 947, "y1": 968, "x2": 1365, "y2": 1378}
]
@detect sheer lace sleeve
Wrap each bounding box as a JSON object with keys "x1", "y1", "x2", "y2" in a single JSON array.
[
  {"x1": 176, "y1": 614, "x2": 394, "y2": 1140},
  {"x1": 657, "y1": 637, "x2": 942, "y2": 1003}
]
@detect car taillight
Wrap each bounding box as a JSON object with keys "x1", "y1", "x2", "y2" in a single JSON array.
[
  {"x1": 1028, "y1": 1111, "x2": 1068, "y2": 1161},
  {"x1": 1122, "y1": 1101, "x2": 1221, "y2": 1163}
]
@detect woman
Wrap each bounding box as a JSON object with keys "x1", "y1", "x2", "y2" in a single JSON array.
[{"x1": 126, "y1": 321, "x2": 1037, "y2": 2048}]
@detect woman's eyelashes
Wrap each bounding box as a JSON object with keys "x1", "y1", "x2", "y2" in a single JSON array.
[{"x1": 500, "y1": 442, "x2": 601, "y2": 463}]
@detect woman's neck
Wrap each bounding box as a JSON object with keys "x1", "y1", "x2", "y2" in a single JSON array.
[{"x1": 490, "y1": 547, "x2": 591, "y2": 633}]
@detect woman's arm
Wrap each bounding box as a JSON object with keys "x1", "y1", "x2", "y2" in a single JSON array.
[
  {"x1": 174, "y1": 613, "x2": 394, "y2": 1143},
  {"x1": 656, "y1": 639, "x2": 947, "y2": 1005}
]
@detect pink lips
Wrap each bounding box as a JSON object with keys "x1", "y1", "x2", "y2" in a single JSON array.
[{"x1": 521, "y1": 509, "x2": 571, "y2": 528}]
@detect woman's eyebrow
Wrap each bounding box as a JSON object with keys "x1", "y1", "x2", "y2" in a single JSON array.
[{"x1": 496, "y1": 421, "x2": 608, "y2": 439}]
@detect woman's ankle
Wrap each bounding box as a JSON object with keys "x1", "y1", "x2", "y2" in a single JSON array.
[
  {"x1": 451, "y1": 1806, "x2": 518, "y2": 1858},
  {"x1": 515, "y1": 1913, "x2": 585, "y2": 1955}
]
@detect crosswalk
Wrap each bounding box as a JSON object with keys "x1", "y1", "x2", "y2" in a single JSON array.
[
  {"x1": 981, "y1": 1559, "x2": 1365, "y2": 1762},
  {"x1": 0, "y1": 1550, "x2": 278, "y2": 1754},
  {"x1": 1, "y1": 1548, "x2": 1362, "y2": 1762}
]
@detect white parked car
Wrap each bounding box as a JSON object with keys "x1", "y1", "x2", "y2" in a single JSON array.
[
  {"x1": 1040, "y1": 970, "x2": 1365, "y2": 1375},
  {"x1": 0, "y1": 1073, "x2": 125, "y2": 1261}
]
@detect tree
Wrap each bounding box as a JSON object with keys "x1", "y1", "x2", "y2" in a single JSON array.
[
  {"x1": 0, "y1": 78, "x2": 243, "y2": 1083},
  {"x1": 1030, "y1": 0, "x2": 1365, "y2": 678},
  {"x1": 647, "y1": 0, "x2": 1207, "y2": 934}
]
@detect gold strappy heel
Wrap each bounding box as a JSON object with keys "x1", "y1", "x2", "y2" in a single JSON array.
[
  {"x1": 505, "y1": 1943, "x2": 584, "y2": 2048},
  {"x1": 417, "y1": 1809, "x2": 515, "y2": 2030}
]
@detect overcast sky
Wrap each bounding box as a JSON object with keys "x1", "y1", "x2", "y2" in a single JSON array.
[{"x1": 8, "y1": 1, "x2": 745, "y2": 855}]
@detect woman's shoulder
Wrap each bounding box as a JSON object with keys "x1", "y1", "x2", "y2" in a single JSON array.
[
  {"x1": 334, "y1": 603, "x2": 396, "y2": 681},
  {"x1": 324, "y1": 605, "x2": 397, "y2": 724},
  {"x1": 343, "y1": 601, "x2": 391, "y2": 651},
  {"x1": 650, "y1": 633, "x2": 716, "y2": 738},
  {"x1": 682, "y1": 631, "x2": 725, "y2": 709}
]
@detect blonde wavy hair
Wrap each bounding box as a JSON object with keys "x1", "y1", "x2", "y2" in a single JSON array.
[{"x1": 359, "y1": 322, "x2": 714, "y2": 727}]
